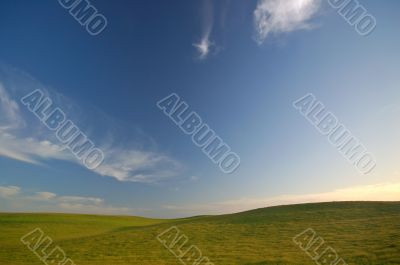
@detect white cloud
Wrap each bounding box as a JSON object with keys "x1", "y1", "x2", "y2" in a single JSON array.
[
  {"x1": 94, "y1": 149, "x2": 183, "y2": 183},
  {"x1": 0, "y1": 83, "x2": 71, "y2": 165},
  {"x1": 193, "y1": 0, "x2": 215, "y2": 60},
  {"x1": 0, "y1": 83, "x2": 23, "y2": 129},
  {"x1": 58, "y1": 196, "x2": 104, "y2": 205},
  {"x1": 0, "y1": 186, "x2": 21, "y2": 198},
  {"x1": 0, "y1": 66, "x2": 183, "y2": 183},
  {"x1": 57, "y1": 202, "x2": 132, "y2": 215},
  {"x1": 164, "y1": 182, "x2": 400, "y2": 215},
  {"x1": 193, "y1": 37, "x2": 214, "y2": 60},
  {"x1": 0, "y1": 132, "x2": 71, "y2": 165},
  {"x1": 254, "y1": 0, "x2": 321, "y2": 44},
  {"x1": 0, "y1": 185, "x2": 133, "y2": 215},
  {"x1": 31, "y1": 192, "x2": 57, "y2": 200}
]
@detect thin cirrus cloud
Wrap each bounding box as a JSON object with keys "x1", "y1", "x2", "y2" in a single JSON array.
[
  {"x1": 193, "y1": 0, "x2": 215, "y2": 60},
  {"x1": 0, "y1": 185, "x2": 21, "y2": 198},
  {"x1": 253, "y1": 0, "x2": 321, "y2": 44},
  {"x1": 193, "y1": 37, "x2": 214, "y2": 60},
  {"x1": 0, "y1": 65, "x2": 183, "y2": 183},
  {"x1": 0, "y1": 83, "x2": 70, "y2": 164}
]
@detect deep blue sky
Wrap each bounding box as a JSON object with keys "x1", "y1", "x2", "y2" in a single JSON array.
[{"x1": 0, "y1": 0, "x2": 399, "y2": 217}]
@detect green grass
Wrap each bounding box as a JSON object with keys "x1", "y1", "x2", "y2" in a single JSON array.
[{"x1": 1, "y1": 202, "x2": 399, "y2": 264}]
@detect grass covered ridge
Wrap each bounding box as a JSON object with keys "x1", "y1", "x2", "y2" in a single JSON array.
[{"x1": 0, "y1": 202, "x2": 399, "y2": 265}]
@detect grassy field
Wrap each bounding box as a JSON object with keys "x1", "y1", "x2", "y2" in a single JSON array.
[{"x1": 0, "y1": 202, "x2": 399, "y2": 265}]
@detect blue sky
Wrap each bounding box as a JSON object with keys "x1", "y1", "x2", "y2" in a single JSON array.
[{"x1": 0, "y1": 0, "x2": 399, "y2": 218}]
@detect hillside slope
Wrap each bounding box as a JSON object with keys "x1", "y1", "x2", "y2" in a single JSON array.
[{"x1": 0, "y1": 202, "x2": 399, "y2": 265}]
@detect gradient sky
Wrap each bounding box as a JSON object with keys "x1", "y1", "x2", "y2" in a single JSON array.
[{"x1": 0, "y1": 0, "x2": 399, "y2": 218}]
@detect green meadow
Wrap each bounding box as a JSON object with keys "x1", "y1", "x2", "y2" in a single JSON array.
[{"x1": 0, "y1": 202, "x2": 399, "y2": 265}]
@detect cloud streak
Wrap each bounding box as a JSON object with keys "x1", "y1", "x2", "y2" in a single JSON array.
[
  {"x1": 0, "y1": 65, "x2": 183, "y2": 183},
  {"x1": 193, "y1": 37, "x2": 214, "y2": 60},
  {"x1": 0, "y1": 185, "x2": 133, "y2": 215},
  {"x1": 0, "y1": 84, "x2": 71, "y2": 164},
  {"x1": 193, "y1": 0, "x2": 215, "y2": 60},
  {"x1": 254, "y1": 0, "x2": 321, "y2": 44},
  {"x1": 0, "y1": 186, "x2": 21, "y2": 198}
]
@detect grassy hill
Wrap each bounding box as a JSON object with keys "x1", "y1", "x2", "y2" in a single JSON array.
[{"x1": 0, "y1": 202, "x2": 399, "y2": 265}]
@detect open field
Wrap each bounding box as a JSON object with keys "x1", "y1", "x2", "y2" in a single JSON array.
[{"x1": 0, "y1": 202, "x2": 399, "y2": 265}]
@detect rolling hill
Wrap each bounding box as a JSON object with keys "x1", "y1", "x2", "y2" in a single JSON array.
[{"x1": 0, "y1": 201, "x2": 399, "y2": 265}]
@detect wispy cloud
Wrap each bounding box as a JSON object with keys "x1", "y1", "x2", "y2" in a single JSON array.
[
  {"x1": 0, "y1": 83, "x2": 23, "y2": 129},
  {"x1": 30, "y1": 191, "x2": 57, "y2": 200},
  {"x1": 0, "y1": 83, "x2": 70, "y2": 164},
  {"x1": 0, "y1": 186, "x2": 21, "y2": 198},
  {"x1": 254, "y1": 0, "x2": 321, "y2": 44},
  {"x1": 0, "y1": 65, "x2": 183, "y2": 183},
  {"x1": 193, "y1": 37, "x2": 214, "y2": 60},
  {"x1": 0, "y1": 185, "x2": 133, "y2": 215},
  {"x1": 164, "y1": 182, "x2": 400, "y2": 215},
  {"x1": 94, "y1": 149, "x2": 183, "y2": 183},
  {"x1": 193, "y1": 0, "x2": 215, "y2": 60}
]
